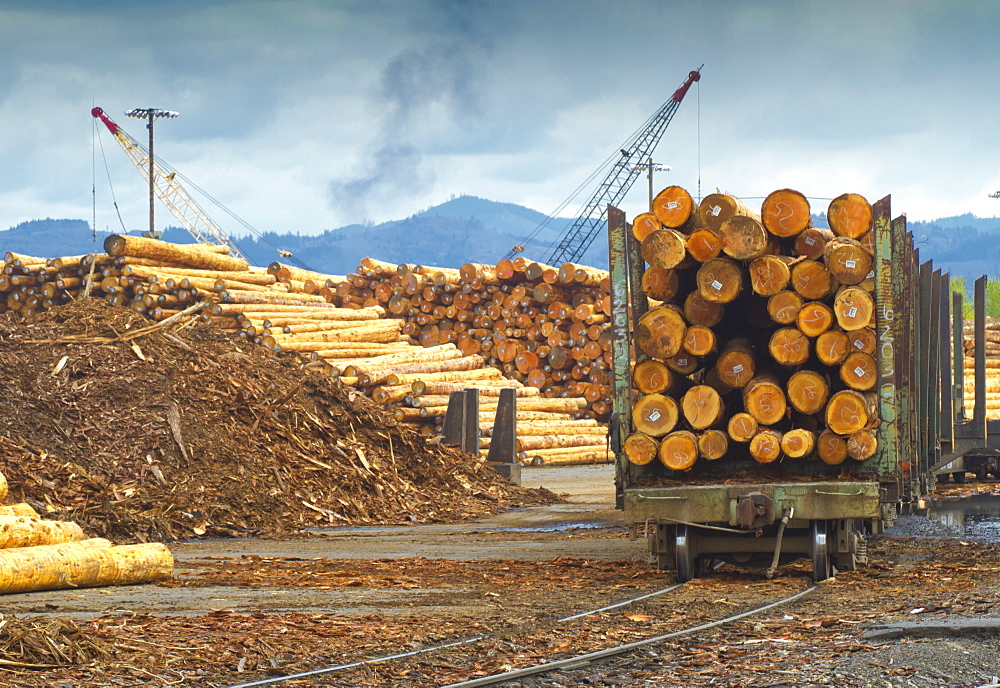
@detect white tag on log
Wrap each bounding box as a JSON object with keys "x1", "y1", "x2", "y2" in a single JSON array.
[
  {"x1": 711, "y1": 279, "x2": 723, "y2": 291},
  {"x1": 733, "y1": 364, "x2": 744, "y2": 374},
  {"x1": 677, "y1": 358, "x2": 688, "y2": 366},
  {"x1": 667, "y1": 201, "x2": 680, "y2": 210},
  {"x1": 854, "y1": 366, "x2": 866, "y2": 377},
  {"x1": 866, "y1": 270, "x2": 875, "y2": 279},
  {"x1": 804, "y1": 237, "x2": 816, "y2": 246},
  {"x1": 845, "y1": 259, "x2": 857, "y2": 269},
  {"x1": 847, "y1": 307, "x2": 858, "y2": 318},
  {"x1": 647, "y1": 409, "x2": 661, "y2": 422},
  {"x1": 710, "y1": 205, "x2": 722, "y2": 216},
  {"x1": 854, "y1": 339, "x2": 863, "y2": 349}
]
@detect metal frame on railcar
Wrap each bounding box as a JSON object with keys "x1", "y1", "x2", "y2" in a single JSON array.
[{"x1": 606, "y1": 196, "x2": 937, "y2": 582}]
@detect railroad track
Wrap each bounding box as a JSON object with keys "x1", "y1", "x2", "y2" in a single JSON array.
[{"x1": 222, "y1": 578, "x2": 817, "y2": 688}]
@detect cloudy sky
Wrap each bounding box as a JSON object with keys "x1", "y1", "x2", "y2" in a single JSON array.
[{"x1": 1, "y1": 0, "x2": 998, "y2": 241}]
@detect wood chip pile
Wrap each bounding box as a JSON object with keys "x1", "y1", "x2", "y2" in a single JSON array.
[
  {"x1": 0, "y1": 298, "x2": 552, "y2": 543},
  {"x1": 1, "y1": 234, "x2": 614, "y2": 466},
  {"x1": 624, "y1": 186, "x2": 882, "y2": 471}
]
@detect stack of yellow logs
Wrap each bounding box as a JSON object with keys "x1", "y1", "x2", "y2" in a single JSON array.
[
  {"x1": 962, "y1": 317, "x2": 1000, "y2": 420},
  {"x1": 0, "y1": 237, "x2": 611, "y2": 466},
  {"x1": 0, "y1": 471, "x2": 173, "y2": 594}
]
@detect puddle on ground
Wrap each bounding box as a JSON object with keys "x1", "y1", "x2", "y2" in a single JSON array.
[{"x1": 899, "y1": 493, "x2": 1000, "y2": 543}]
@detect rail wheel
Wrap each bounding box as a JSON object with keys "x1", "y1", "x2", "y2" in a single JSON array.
[
  {"x1": 811, "y1": 519, "x2": 832, "y2": 582},
  {"x1": 674, "y1": 524, "x2": 698, "y2": 583}
]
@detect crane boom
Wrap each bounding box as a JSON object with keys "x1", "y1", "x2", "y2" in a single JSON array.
[
  {"x1": 541, "y1": 66, "x2": 701, "y2": 265},
  {"x1": 91, "y1": 107, "x2": 246, "y2": 260}
]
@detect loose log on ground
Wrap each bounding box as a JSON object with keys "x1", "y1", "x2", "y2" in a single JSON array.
[
  {"x1": 632, "y1": 393, "x2": 680, "y2": 437},
  {"x1": 786, "y1": 370, "x2": 830, "y2": 415},
  {"x1": 658, "y1": 430, "x2": 699, "y2": 471},
  {"x1": 749, "y1": 429, "x2": 783, "y2": 463},
  {"x1": 833, "y1": 286, "x2": 875, "y2": 331}
]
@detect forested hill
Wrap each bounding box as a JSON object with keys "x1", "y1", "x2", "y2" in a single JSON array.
[{"x1": 0, "y1": 196, "x2": 583, "y2": 275}]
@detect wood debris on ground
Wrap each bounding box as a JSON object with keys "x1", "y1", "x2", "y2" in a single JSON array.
[{"x1": 0, "y1": 298, "x2": 554, "y2": 543}]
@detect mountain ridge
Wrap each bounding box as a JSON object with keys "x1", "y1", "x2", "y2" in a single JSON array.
[{"x1": 3, "y1": 197, "x2": 999, "y2": 280}]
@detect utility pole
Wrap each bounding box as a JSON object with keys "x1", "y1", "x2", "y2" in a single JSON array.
[
  {"x1": 632, "y1": 157, "x2": 672, "y2": 211},
  {"x1": 125, "y1": 108, "x2": 178, "y2": 237}
]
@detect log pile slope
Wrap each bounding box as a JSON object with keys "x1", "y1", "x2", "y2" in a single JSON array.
[
  {"x1": 0, "y1": 298, "x2": 553, "y2": 544},
  {"x1": 624, "y1": 187, "x2": 882, "y2": 472},
  {"x1": 1, "y1": 236, "x2": 613, "y2": 466}
]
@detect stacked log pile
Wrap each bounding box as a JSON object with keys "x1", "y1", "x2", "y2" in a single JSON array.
[
  {"x1": 625, "y1": 186, "x2": 881, "y2": 471},
  {"x1": 0, "y1": 470, "x2": 172, "y2": 594},
  {"x1": 0, "y1": 236, "x2": 612, "y2": 466},
  {"x1": 961, "y1": 316, "x2": 1000, "y2": 420}
]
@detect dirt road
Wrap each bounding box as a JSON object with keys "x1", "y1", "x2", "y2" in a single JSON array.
[{"x1": 3, "y1": 466, "x2": 999, "y2": 687}]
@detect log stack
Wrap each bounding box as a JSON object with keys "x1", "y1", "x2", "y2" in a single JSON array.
[
  {"x1": 0, "y1": 237, "x2": 612, "y2": 466},
  {"x1": 0, "y1": 470, "x2": 173, "y2": 594},
  {"x1": 624, "y1": 187, "x2": 882, "y2": 471},
  {"x1": 961, "y1": 316, "x2": 1000, "y2": 420}
]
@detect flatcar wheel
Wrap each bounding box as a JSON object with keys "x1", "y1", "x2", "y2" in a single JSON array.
[
  {"x1": 811, "y1": 519, "x2": 832, "y2": 582},
  {"x1": 675, "y1": 524, "x2": 697, "y2": 583}
]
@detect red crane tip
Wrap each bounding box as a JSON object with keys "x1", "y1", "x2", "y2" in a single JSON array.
[{"x1": 91, "y1": 107, "x2": 104, "y2": 117}]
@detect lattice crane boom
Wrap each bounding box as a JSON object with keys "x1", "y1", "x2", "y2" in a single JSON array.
[
  {"x1": 540, "y1": 66, "x2": 701, "y2": 265},
  {"x1": 91, "y1": 107, "x2": 246, "y2": 260}
]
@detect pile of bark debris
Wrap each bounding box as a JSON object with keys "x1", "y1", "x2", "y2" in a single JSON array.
[{"x1": 0, "y1": 299, "x2": 553, "y2": 543}]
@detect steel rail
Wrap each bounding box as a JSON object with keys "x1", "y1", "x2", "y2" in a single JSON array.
[
  {"x1": 439, "y1": 585, "x2": 818, "y2": 688},
  {"x1": 221, "y1": 582, "x2": 685, "y2": 688}
]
